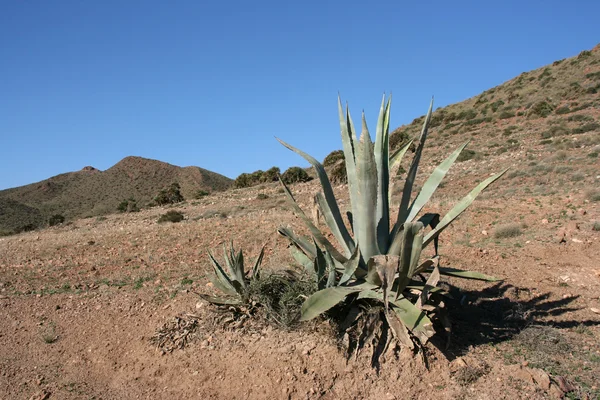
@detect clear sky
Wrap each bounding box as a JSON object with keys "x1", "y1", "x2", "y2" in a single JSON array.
[{"x1": 1, "y1": 1, "x2": 598, "y2": 190}]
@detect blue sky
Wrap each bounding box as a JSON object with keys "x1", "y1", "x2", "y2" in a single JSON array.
[{"x1": 1, "y1": 1, "x2": 598, "y2": 190}]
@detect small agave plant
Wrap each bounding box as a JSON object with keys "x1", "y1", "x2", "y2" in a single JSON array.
[
  {"x1": 276, "y1": 95, "x2": 506, "y2": 351},
  {"x1": 200, "y1": 242, "x2": 265, "y2": 306}
]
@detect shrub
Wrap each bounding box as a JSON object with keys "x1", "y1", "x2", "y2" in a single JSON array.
[
  {"x1": 572, "y1": 122, "x2": 600, "y2": 134},
  {"x1": 585, "y1": 189, "x2": 600, "y2": 202},
  {"x1": 329, "y1": 160, "x2": 347, "y2": 184},
  {"x1": 157, "y1": 210, "x2": 184, "y2": 223},
  {"x1": 498, "y1": 110, "x2": 516, "y2": 119},
  {"x1": 490, "y1": 100, "x2": 505, "y2": 112},
  {"x1": 458, "y1": 109, "x2": 478, "y2": 120},
  {"x1": 276, "y1": 95, "x2": 504, "y2": 357},
  {"x1": 529, "y1": 101, "x2": 554, "y2": 118},
  {"x1": 194, "y1": 190, "x2": 210, "y2": 199},
  {"x1": 281, "y1": 167, "x2": 312, "y2": 184},
  {"x1": 568, "y1": 114, "x2": 594, "y2": 122},
  {"x1": 117, "y1": 198, "x2": 139, "y2": 213},
  {"x1": 154, "y1": 183, "x2": 184, "y2": 205},
  {"x1": 389, "y1": 129, "x2": 411, "y2": 151},
  {"x1": 323, "y1": 150, "x2": 344, "y2": 167},
  {"x1": 256, "y1": 193, "x2": 269, "y2": 200},
  {"x1": 588, "y1": 151, "x2": 599, "y2": 158},
  {"x1": 541, "y1": 124, "x2": 568, "y2": 139},
  {"x1": 593, "y1": 222, "x2": 600, "y2": 231},
  {"x1": 555, "y1": 106, "x2": 571, "y2": 115},
  {"x1": 260, "y1": 167, "x2": 281, "y2": 183},
  {"x1": 456, "y1": 149, "x2": 477, "y2": 162},
  {"x1": 48, "y1": 214, "x2": 65, "y2": 226},
  {"x1": 494, "y1": 223, "x2": 523, "y2": 238}
]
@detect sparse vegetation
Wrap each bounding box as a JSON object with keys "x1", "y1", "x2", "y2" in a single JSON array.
[
  {"x1": 158, "y1": 210, "x2": 185, "y2": 223},
  {"x1": 117, "y1": 197, "x2": 140, "y2": 213},
  {"x1": 457, "y1": 149, "x2": 477, "y2": 162},
  {"x1": 493, "y1": 223, "x2": 523, "y2": 238},
  {"x1": 280, "y1": 166, "x2": 312, "y2": 185},
  {"x1": 154, "y1": 183, "x2": 184, "y2": 206},
  {"x1": 572, "y1": 122, "x2": 600, "y2": 134},
  {"x1": 48, "y1": 214, "x2": 65, "y2": 226}
]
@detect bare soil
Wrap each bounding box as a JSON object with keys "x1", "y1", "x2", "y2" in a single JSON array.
[{"x1": 1, "y1": 170, "x2": 599, "y2": 400}]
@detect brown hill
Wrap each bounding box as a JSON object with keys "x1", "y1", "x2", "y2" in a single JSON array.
[{"x1": 0, "y1": 156, "x2": 232, "y2": 233}]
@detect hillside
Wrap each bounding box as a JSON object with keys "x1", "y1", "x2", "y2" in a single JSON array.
[
  {"x1": 0, "y1": 156, "x2": 232, "y2": 233},
  {"x1": 0, "y1": 44, "x2": 599, "y2": 400}
]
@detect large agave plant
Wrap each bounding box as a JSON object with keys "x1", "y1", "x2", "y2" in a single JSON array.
[
  {"x1": 200, "y1": 242, "x2": 265, "y2": 306},
  {"x1": 277, "y1": 95, "x2": 506, "y2": 349}
]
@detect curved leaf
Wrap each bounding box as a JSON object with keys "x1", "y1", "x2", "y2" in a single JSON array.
[
  {"x1": 423, "y1": 169, "x2": 508, "y2": 248},
  {"x1": 405, "y1": 141, "x2": 470, "y2": 223},
  {"x1": 277, "y1": 138, "x2": 354, "y2": 257},
  {"x1": 300, "y1": 285, "x2": 366, "y2": 321}
]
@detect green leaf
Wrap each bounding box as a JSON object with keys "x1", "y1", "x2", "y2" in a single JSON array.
[
  {"x1": 339, "y1": 245, "x2": 361, "y2": 285},
  {"x1": 405, "y1": 141, "x2": 470, "y2": 223},
  {"x1": 300, "y1": 285, "x2": 369, "y2": 321},
  {"x1": 393, "y1": 98, "x2": 434, "y2": 233},
  {"x1": 423, "y1": 169, "x2": 508, "y2": 248},
  {"x1": 374, "y1": 95, "x2": 392, "y2": 253},
  {"x1": 388, "y1": 139, "x2": 414, "y2": 204},
  {"x1": 278, "y1": 179, "x2": 347, "y2": 263},
  {"x1": 251, "y1": 244, "x2": 265, "y2": 280},
  {"x1": 207, "y1": 250, "x2": 237, "y2": 296},
  {"x1": 338, "y1": 97, "x2": 359, "y2": 242},
  {"x1": 277, "y1": 137, "x2": 354, "y2": 257},
  {"x1": 292, "y1": 247, "x2": 314, "y2": 272},
  {"x1": 354, "y1": 113, "x2": 379, "y2": 262},
  {"x1": 390, "y1": 296, "x2": 435, "y2": 343},
  {"x1": 277, "y1": 226, "x2": 316, "y2": 259}
]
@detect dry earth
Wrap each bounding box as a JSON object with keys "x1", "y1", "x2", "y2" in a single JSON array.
[{"x1": 1, "y1": 157, "x2": 599, "y2": 400}]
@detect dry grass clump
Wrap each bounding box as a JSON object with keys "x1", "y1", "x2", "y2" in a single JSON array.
[{"x1": 493, "y1": 223, "x2": 523, "y2": 239}]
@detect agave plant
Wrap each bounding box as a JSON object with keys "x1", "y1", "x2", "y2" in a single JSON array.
[
  {"x1": 199, "y1": 242, "x2": 265, "y2": 306},
  {"x1": 276, "y1": 95, "x2": 506, "y2": 350}
]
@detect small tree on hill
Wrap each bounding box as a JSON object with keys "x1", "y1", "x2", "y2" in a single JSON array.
[{"x1": 154, "y1": 183, "x2": 184, "y2": 206}]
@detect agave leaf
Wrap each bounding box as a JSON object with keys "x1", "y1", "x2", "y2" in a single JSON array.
[
  {"x1": 314, "y1": 242, "x2": 328, "y2": 289},
  {"x1": 325, "y1": 251, "x2": 337, "y2": 288},
  {"x1": 388, "y1": 139, "x2": 414, "y2": 204},
  {"x1": 392, "y1": 98, "x2": 434, "y2": 237},
  {"x1": 315, "y1": 192, "x2": 355, "y2": 256},
  {"x1": 386, "y1": 311, "x2": 415, "y2": 350},
  {"x1": 277, "y1": 138, "x2": 354, "y2": 257},
  {"x1": 300, "y1": 284, "x2": 375, "y2": 321},
  {"x1": 374, "y1": 95, "x2": 392, "y2": 253},
  {"x1": 251, "y1": 244, "x2": 265, "y2": 280},
  {"x1": 354, "y1": 113, "x2": 379, "y2": 262},
  {"x1": 429, "y1": 266, "x2": 500, "y2": 281},
  {"x1": 198, "y1": 294, "x2": 242, "y2": 306},
  {"x1": 278, "y1": 179, "x2": 347, "y2": 263},
  {"x1": 292, "y1": 247, "x2": 314, "y2": 272},
  {"x1": 338, "y1": 98, "x2": 360, "y2": 239},
  {"x1": 390, "y1": 222, "x2": 424, "y2": 299},
  {"x1": 277, "y1": 226, "x2": 317, "y2": 259},
  {"x1": 339, "y1": 245, "x2": 361, "y2": 285},
  {"x1": 207, "y1": 250, "x2": 237, "y2": 296},
  {"x1": 423, "y1": 169, "x2": 508, "y2": 248},
  {"x1": 415, "y1": 265, "x2": 440, "y2": 309},
  {"x1": 390, "y1": 296, "x2": 435, "y2": 343},
  {"x1": 405, "y1": 141, "x2": 470, "y2": 223},
  {"x1": 413, "y1": 256, "x2": 439, "y2": 276}
]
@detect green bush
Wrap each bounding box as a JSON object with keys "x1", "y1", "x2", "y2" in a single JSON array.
[
  {"x1": 541, "y1": 124, "x2": 569, "y2": 139},
  {"x1": 154, "y1": 183, "x2": 184, "y2": 205},
  {"x1": 568, "y1": 114, "x2": 594, "y2": 122},
  {"x1": 194, "y1": 190, "x2": 210, "y2": 199},
  {"x1": 256, "y1": 193, "x2": 269, "y2": 200},
  {"x1": 48, "y1": 214, "x2": 65, "y2": 226},
  {"x1": 281, "y1": 167, "x2": 312, "y2": 185},
  {"x1": 457, "y1": 149, "x2": 477, "y2": 162},
  {"x1": 323, "y1": 150, "x2": 344, "y2": 167},
  {"x1": 498, "y1": 110, "x2": 516, "y2": 119},
  {"x1": 554, "y1": 106, "x2": 571, "y2": 115},
  {"x1": 117, "y1": 198, "x2": 139, "y2": 213},
  {"x1": 389, "y1": 129, "x2": 411, "y2": 151},
  {"x1": 490, "y1": 100, "x2": 505, "y2": 112},
  {"x1": 572, "y1": 122, "x2": 600, "y2": 134},
  {"x1": 260, "y1": 167, "x2": 281, "y2": 183},
  {"x1": 157, "y1": 210, "x2": 185, "y2": 223},
  {"x1": 529, "y1": 101, "x2": 554, "y2": 118},
  {"x1": 458, "y1": 109, "x2": 478, "y2": 120}
]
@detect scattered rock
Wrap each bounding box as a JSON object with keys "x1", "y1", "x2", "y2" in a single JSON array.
[
  {"x1": 590, "y1": 307, "x2": 600, "y2": 314},
  {"x1": 529, "y1": 368, "x2": 551, "y2": 390},
  {"x1": 28, "y1": 389, "x2": 51, "y2": 400},
  {"x1": 555, "y1": 375, "x2": 576, "y2": 393}
]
